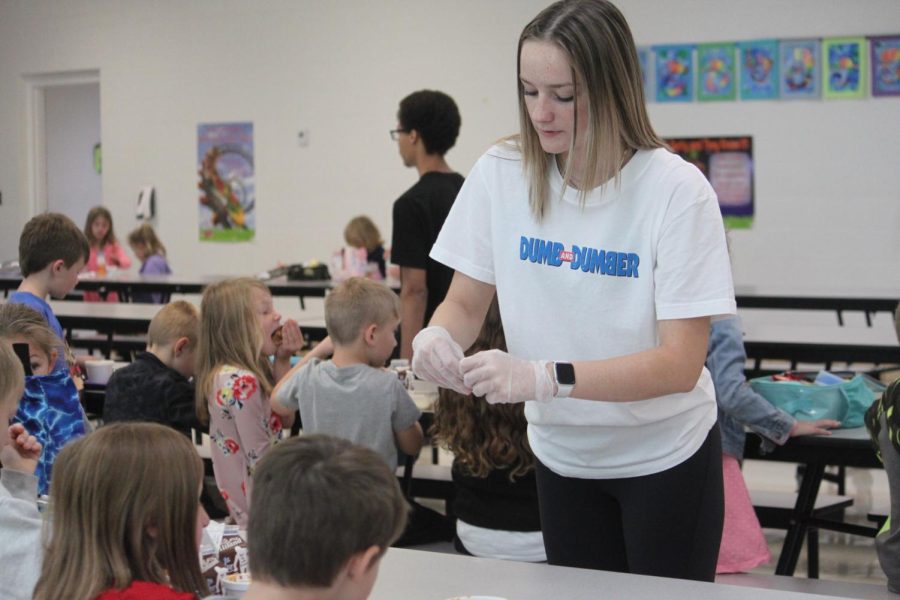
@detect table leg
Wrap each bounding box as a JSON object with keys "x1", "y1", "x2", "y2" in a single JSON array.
[{"x1": 775, "y1": 461, "x2": 825, "y2": 576}]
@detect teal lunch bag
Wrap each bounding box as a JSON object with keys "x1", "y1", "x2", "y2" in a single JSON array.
[{"x1": 749, "y1": 374, "x2": 885, "y2": 429}]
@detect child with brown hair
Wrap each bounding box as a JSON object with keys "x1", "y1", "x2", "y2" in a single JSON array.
[
  {"x1": 343, "y1": 215, "x2": 386, "y2": 279},
  {"x1": 10, "y1": 212, "x2": 89, "y2": 373},
  {"x1": 105, "y1": 301, "x2": 203, "y2": 438},
  {"x1": 0, "y1": 303, "x2": 87, "y2": 496},
  {"x1": 432, "y1": 296, "x2": 545, "y2": 561},
  {"x1": 127, "y1": 223, "x2": 172, "y2": 303},
  {"x1": 0, "y1": 341, "x2": 44, "y2": 600},
  {"x1": 240, "y1": 435, "x2": 408, "y2": 600},
  {"x1": 83, "y1": 206, "x2": 131, "y2": 301},
  {"x1": 32, "y1": 422, "x2": 209, "y2": 600},
  {"x1": 195, "y1": 278, "x2": 303, "y2": 527}
]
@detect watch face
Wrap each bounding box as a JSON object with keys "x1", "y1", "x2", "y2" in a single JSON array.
[{"x1": 556, "y1": 362, "x2": 576, "y2": 385}]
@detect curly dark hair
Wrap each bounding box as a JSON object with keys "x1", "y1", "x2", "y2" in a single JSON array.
[
  {"x1": 397, "y1": 90, "x2": 461, "y2": 156},
  {"x1": 430, "y1": 296, "x2": 534, "y2": 479}
]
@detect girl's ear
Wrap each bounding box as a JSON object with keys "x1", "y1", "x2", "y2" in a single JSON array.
[{"x1": 48, "y1": 348, "x2": 59, "y2": 367}]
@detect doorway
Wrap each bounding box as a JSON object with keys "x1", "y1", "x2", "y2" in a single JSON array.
[{"x1": 24, "y1": 70, "x2": 101, "y2": 225}]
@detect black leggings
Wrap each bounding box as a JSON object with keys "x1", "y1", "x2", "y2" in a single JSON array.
[{"x1": 535, "y1": 424, "x2": 723, "y2": 581}]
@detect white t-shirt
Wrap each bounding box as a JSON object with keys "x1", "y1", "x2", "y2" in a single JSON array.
[{"x1": 431, "y1": 143, "x2": 736, "y2": 479}]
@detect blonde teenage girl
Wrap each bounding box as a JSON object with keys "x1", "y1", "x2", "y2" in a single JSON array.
[
  {"x1": 127, "y1": 224, "x2": 172, "y2": 303},
  {"x1": 413, "y1": 0, "x2": 735, "y2": 581},
  {"x1": 195, "y1": 278, "x2": 303, "y2": 527},
  {"x1": 33, "y1": 423, "x2": 209, "y2": 600},
  {"x1": 83, "y1": 206, "x2": 131, "y2": 301}
]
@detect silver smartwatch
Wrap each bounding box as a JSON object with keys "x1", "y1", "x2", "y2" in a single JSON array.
[{"x1": 553, "y1": 362, "x2": 576, "y2": 398}]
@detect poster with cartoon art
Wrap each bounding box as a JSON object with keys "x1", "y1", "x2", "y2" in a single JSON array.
[{"x1": 198, "y1": 122, "x2": 255, "y2": 242}]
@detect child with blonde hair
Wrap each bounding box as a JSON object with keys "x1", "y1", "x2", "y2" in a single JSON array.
[
  {"x1": 0, "y1": 303, "x2": 86, "y2": 495},
  {"x1": 343, "y1": 215, "x2": 386, "y2": 279},
  {"x1": 0, "y1": 341, "x2": 44, "y2": 600},
  {"x1": 83, "y1": 206, "x2": 131, "y2": 301},
  {"x1": 127, "y1": 223, "x2": 171, "y2": 303},
  {"x1": 273, "y1": 277, "x2": 422, "y2": 471},
  {"x1": 33, "y1": 422, "x2": 209, "y2": 600},
  {"x1": 195, "y1": 278, "x2": 303, "y2": 527},
  {"x1": 105, "y1": 301, "x2": 202, "y2": 438}
]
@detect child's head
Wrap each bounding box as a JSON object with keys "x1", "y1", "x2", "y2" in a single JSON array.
[
  {"x1": 248, "y1": 435, "x2": 408, "y2": 599},
  {"x1": 127, "y1": 223, "x2": 166, "y2": 261},
  {"x1": 343, "y1": 216, "x2": 383, "y2": 253},
  {"x1": 147, "y1": 301, "x2": 200, "y2": 378},
  {"x1": 432, "y1": 296, "x2": 535, "y2": 479},
  {"x1": 84, "y1": 205, "x2": 117, "y2": 247},
  {"x1": 0, "y1": 342, "x2": 26, "y2": 433},
  {"x1": 325, "y1": 278, "x2": 400, "y2": 366},
  {"x1": 196, "y1": 278, "x2": 279, "y2": 423},
  {"x1": 18, "y1": 212, "x2": 89, "y2": 294},
  {"x1": 0, "y1": 303, "x2": 61, "y2": 375},
  {"x1": 33, "y1": 422, "x2": 208, "y2": 600}
]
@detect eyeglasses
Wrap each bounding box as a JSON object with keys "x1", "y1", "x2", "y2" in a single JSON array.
[{"x1": 389, "y1": 128, "x2": 408, "y2": 141}]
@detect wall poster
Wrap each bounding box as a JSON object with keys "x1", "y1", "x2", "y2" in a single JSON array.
[
  {"x1": 666, "y1": 136, "x2": 754, "y2": 229},
  {"x1": 823, "y1": 37, "x2": 867, "y2": 99},
  {"x1": 870, "y1": 35, "x2": 900, "y2": 97},
  {"x1": 197, "y1": 122, "x2": 255, "y2": 242}
]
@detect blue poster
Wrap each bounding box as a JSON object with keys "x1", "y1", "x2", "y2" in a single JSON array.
[
  {"x1": 653, "y1": 44, "x2": 694, "y2": 102},
  {"x1": 780, "y1": 39, "x2": 821, "y2": 99},
  {"x1": 739, "y1": 39, "x2": 779, "y2": 100}
]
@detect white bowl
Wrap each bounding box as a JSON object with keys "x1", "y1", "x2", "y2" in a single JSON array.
[{"x1": 84, "y1": 359, "x2": 114, "y2": 385}]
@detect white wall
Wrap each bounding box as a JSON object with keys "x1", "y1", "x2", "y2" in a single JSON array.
[
  {"x1": 45, "y1": 81, "x2": 101, "y2": 225},
  {"x1": 0, "y1": 0, "x2": 897, "y2": 289}
]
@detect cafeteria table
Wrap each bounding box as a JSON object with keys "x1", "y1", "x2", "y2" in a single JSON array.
[
  {"x1": 371, "y1": 547, "x2": 893, "y2": 599},
  {"x1": 744, "y1": 427, "x2": 882, "y2": 577}
]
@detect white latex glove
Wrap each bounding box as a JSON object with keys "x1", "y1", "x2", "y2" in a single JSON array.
[
  {"x1": 459, "y1": 349, "x2": 555, "y2": 404},
  {"x1": 411, "y1": 326, "x2": 470, "y2": 394}
]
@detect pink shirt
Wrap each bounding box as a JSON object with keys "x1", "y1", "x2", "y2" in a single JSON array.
[
  {"x1": 84, "y1": 242, "x2": 132, "y2": 302},
  {"x1": 207, "y1": 366, "x2": 283, "y2": 528}
]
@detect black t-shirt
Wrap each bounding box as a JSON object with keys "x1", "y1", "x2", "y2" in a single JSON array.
[
  {"x1": 104, "y1": 352, "x2": 205, "y2": 438},
  {"x1": 451, "y1": 461, "x2": 542, "y2": 532},
  {"x1": 390, "y1": 171, "x2": 465, "y2": 325}
]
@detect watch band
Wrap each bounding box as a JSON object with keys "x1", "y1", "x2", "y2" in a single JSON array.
[{"x1": 554, "y1": 361, "x2": 576, "y2": 398}]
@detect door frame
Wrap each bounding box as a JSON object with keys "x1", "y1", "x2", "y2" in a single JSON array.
[{"x1": 24, "y1": 69, "x2": 100, "y2": 217}]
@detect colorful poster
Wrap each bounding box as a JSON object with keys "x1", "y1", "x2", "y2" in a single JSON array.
[
  {"x1": 637, "y1": 46, "x2": 653, "y2": 100},
  {"x1": 653, "y1": 44, "x2": 694, "y2": 102},
  {"x1": 666, "y1": 136, "x2": 754, "y2": 229},
  {"x1": 697, "y1": 43, "x2": 736, "y2": 101},
  {"x1": 739, "y1": 40, "x2": 779, "y2": 100},
  {"x1": 197, "y1": 122, "x2": 255, "y2": 242},
  {"x1": 780, "y1": 39, "x2": 821, "y2": 99},
  {"x1": 870, "y1": 35, "x2": 900, "y2": 97},
  {"x1": 823, "y1": 37, "x2": 867, "y2": 99}
]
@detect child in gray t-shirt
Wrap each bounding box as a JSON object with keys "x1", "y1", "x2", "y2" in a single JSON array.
[{"x1": 272, "y1": 278, "x2": 423, "y2": 470}]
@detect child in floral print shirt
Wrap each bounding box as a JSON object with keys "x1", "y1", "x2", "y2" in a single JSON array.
[{"x1": 195, "y1": 278, "x2": 303, "y2": 528}]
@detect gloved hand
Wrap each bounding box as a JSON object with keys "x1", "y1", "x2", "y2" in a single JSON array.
[
  {"x1": 411, "y1": 326, "x2": 470, "y2": 394},
  {"x1": 459, "y1": 349, "x2": 555, "y2": 404}
]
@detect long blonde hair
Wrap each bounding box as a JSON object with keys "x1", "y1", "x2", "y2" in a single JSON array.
[
  {"x1": 128, "y1": 223, "x2": 167, "y2": 257},
  {"x1": 431, "y1": 297, "x2": 534, "y2": 479},
  {"x1": 195, "y1": 278, "x2": 274, "y2": 424},
  {"x1": 518, "y1": 0, "x2": 664, "y2": 220},
  {"x1": 33, "y1": 423, "x2": 207, "y2": 600},
  {"x1": 0, "y1": 341, "x2": 25, "y2": 407}
]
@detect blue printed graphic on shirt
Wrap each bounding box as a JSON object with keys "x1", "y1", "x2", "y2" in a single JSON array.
[
  {"x1": 13, "y1": 370, "x2": 87, "y2": 495},
  {"x1": 519, "y1": 236, "x2": 639, "y2": 277}
]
